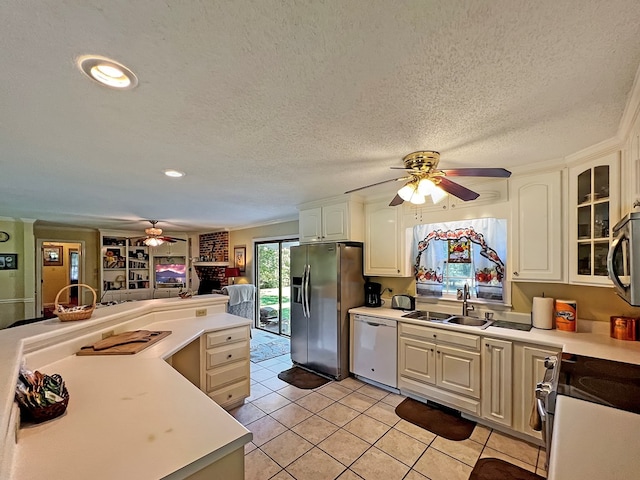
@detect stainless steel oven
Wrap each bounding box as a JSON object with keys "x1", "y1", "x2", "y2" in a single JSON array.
[
  {"x1": 535, "y1": 353, "x2": 640, "y2": 471},
  {"x1": 534, "y1": 355, "x2": 559, "y2": 470}
]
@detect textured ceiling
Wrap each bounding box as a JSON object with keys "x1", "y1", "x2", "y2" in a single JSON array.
[{"x1": 2, "y1": 0, "x2": 640, "y2": 232}]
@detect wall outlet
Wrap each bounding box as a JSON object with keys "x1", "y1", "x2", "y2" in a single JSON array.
[
  {"x1": 195, "y1": 308, "x2": 207, "y2": 317},
  {"x1": 101, "y1": 330, "x2": 114, "y2": 340}
]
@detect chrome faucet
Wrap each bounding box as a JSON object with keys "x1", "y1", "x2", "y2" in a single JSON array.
[{"x1": 462, "y1": 283, "x2": 475, "y2": 317}]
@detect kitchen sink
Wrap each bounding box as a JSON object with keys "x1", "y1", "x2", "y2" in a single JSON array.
[
  {"x1": 445, "y1": 315, "x2": 493, "y2": 329},
  {"x1": 401, "y1": 310, "x2": 450, "y2": 322},
  {"x1": 402, "y1": 311, "x2": 493, "y2": 329}
]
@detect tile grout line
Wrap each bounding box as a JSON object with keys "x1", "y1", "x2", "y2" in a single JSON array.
[{"x1": 248, "y1": 351, "x2": 545, "y2": 479}]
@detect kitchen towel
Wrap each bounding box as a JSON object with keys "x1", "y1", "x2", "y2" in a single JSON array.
[{"x1": 532, "y1": 296, "x2": 554, "y2": 330}]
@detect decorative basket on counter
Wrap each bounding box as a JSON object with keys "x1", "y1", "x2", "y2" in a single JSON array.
[
  {"x1": 15, "y1": 371, "x2": 69, "y2": 423},
  {"x1": 19, "y1": 387, "x2": 69, "y2": 423},
  {"x1": 54, "y1": 284, "x2": 97, "y2": 322}
]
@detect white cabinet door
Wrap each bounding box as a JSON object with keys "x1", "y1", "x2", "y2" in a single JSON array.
[
  {"x1": 568, "y1": 151, "x2": 620, "y2": 285},
  {"x1": 513, "y1": 344, "x2": 559, "y2": 439},
  {"x1": 151, "y1": 239, "x2": 187, "y2": 256},
  {"x1": 481, "y1": 338, "x2": 513, "y2": 427},
  {"x1": 364, "y1": 201, "x2": 409, "y2": 276},
  {"x1": 322, "y1": 203, "x2": 348, "y2": 241},
  {"x1": 510, "y1": 171, "x2": 563, "y2": 282},
  {"x1": 299, "y1": 207, "x2": 323, "y2": 242},
  {"x1": 436, "y1": 345, "x2": 481, "y2": 398},
  {"x1": 399, "y1": 336, "x2": 436, "y2": 385}
]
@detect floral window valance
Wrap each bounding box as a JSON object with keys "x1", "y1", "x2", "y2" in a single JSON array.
[{"x1": 413, "y1": 218, "x2": 507, "y2": 301}]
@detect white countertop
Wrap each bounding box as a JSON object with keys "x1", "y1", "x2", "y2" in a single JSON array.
[
  {"x1": 548, "y1": 396, "x2": 640, "y2": 480},
  {"x1": 350, "y1": 306, "x2": 640, "y2": 365},
  {"x1": 0, "y1": 295, "x2": 252, "y2": 480}
]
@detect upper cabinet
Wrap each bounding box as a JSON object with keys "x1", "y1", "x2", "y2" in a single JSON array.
[
  {"x1": 568, "y1": 151, "x2": 620, "y2": 285},
  {"x1": 298, "y1": 198, "x2": 364, "y2": 244},
  {"x1": 510, "y1": 170, "x2": 564, "y2": 282},
  {"x1": 364, "y1": 200, "x2": 411, "y2": 277}
]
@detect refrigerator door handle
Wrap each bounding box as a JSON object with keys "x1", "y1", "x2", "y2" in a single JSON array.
[
  {"x1": 304, "y1": 264, "x2": 311, "y2": 318},
  {"x1": 301, "y1": 265, "x2": 308, "y2": 318}
]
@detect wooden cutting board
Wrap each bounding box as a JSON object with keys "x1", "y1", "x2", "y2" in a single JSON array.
[{"x1": 77, "y1": 330, "x2": 171, "y2": 355}]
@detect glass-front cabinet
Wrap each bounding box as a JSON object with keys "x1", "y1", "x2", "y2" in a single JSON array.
[{"x1": 569, "y1": 152, "x2": 620, "y2": 285}]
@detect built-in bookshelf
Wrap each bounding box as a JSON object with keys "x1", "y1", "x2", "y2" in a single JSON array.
[{"x1": 100, "y1": 230, "x2": 187, "y2": 302}]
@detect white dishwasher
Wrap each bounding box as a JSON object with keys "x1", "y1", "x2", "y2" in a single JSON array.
[{"x1": 352, "y1": 314, "x2": 397, "y2": 389}]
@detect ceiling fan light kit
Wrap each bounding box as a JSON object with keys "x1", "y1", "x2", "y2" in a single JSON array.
[
  {"x1": 131, "y1": 220, "x2": 187, "y2": 247},
  {"x1": 144, "y1": 237, "x2": 164, "y2": 247},
  {"x1": 345, "y1": 150, "x2": 511, "y2": 207}
]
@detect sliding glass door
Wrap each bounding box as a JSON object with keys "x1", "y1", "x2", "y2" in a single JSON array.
[{"x1": 255, "y1": 239, "x2": 298, "y2": 336}]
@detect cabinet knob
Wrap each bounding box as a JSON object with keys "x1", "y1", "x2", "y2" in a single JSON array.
[
  {"x1": 227, "y1": 354, "x2": 233, "y2": 359},
  {"x1": 227, "y1": 336, "x2": 232, "y2": 341},
  {"x1": 433, "y1": 334, "x2": 437, "y2": 338},
  {"x1": 430, "y1": 348, "x2": 434, "y2": 352},
  {"x1": 513, "y1": 271, "x2": 519, "y2": 277},
  {"x1": 397, "y1": 269, "x2": 400, "y2": 274},
  {"x1": 437, "y1": 350, "x2": 441, "y2": 355},
  {"x1": 442, "y1": 205, "x2": 447, "y2": 210},
  {"x1": 485, "y1": 343, "x2": 490, "y2": 349},
  {"x1": 227, "y1": 394, "x2": 233, "y2": 399}
]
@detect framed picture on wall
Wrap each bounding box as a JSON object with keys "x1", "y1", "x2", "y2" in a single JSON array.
[
  {"x1": 0, "y1": 254, "x2": 18, "y2": 270},
  {"x1": 43, "y1": 246, "x2": 63, "y2": 266},
  {"x1": 234, "y1": 245, "x2": 246, "y2": 273}
]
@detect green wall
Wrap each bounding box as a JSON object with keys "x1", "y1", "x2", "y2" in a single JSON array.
[{"x1": 0, "y1": 219, "x2": 35, "y2": 328}]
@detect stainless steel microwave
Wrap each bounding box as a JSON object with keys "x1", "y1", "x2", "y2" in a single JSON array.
[{"x1": 607, "y1": 211, "x2": 640, "y2": 306}]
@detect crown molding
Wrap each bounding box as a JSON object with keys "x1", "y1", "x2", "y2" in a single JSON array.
[
  {"x1": 618, "y1": 61, "x2": 640, "y2": 141},
  {"x1": 564, "y1": 136, "x2": 624, "y2": 165}
]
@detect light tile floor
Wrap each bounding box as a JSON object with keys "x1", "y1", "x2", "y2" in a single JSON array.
[{"x1": 236, "y1": 331, "x2": 547, "y2": 480}]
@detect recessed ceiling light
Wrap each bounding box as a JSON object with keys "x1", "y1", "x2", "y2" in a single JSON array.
[
  {"x1": 163, "y1": 169, "x2": 185, "y2": 178},
  {"x1": 77, "y1": 55, "x2": 138, "y2": 90}
]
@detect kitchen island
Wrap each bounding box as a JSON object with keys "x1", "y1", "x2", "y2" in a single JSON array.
[{"x1": 0, "y1": 295, "x2": 252, "y2": 480}]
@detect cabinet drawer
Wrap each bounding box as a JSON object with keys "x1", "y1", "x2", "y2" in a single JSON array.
[
  {"x1": 399, "y1": 376, "x2": 481, "y2": 416},
  {"x1": 206, "y1": 326, "x2": 249, "y2": 348},
  {"x1": 206, "y1": 362, "x2": 249, "y2": 392},
  {"x1": 206, "y1": 342, "x2": 248, "y2": 368},
  {"x1": 400, "y1": 322, "x2": 480, "y2": 350},
  {"x1": 208, "y1": 380, "x2": 250, "y2": 407}
]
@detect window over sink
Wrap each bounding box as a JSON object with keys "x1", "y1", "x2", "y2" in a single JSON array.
[{"x1": 412, "y1": 218, "x2": 507, "y2": 302}]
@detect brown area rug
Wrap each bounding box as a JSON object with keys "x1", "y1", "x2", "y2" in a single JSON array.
[
  {"x1": 395, "y1": 398, "x2": 476, "y2": 441},
  {"x1": 277, "y1": 367, "x2": 330, "y2": 389},
  {"x1": 470, "y1": 458, "x2": 544, "y2": 480}
]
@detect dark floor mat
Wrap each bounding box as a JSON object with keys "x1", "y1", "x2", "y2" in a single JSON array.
[
  {"x1": 277, "y1": 367, "x2": 330, "y2": 389},
  {"x1": 470, "y1": 458, "x2": 544, "y2": 480},
  {"x1": 395, "y1": 398, "x2": 476, "y2": 441}
]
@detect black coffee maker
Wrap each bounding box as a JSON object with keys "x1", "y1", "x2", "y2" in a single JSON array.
[{"x1": 364, "y1": 281, "x2": 382, "y2": 307}]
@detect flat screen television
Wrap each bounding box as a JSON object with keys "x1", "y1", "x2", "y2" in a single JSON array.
[{"x1": 155, "y1": 264, "x2": 186, "y2": 287}]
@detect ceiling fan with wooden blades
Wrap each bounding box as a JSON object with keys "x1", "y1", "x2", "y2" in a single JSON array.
[
  {"x1": 128, "y1": 220, "x2": 187, "y2": 247},
  {"x1": 345, "y1": 151, "x2": 511, "y2": 207}
]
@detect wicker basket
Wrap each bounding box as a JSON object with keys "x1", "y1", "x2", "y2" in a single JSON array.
[
  {"x1": 54, "y1": 284, "x2": 97, "y2": 322},
  {"x1": 19, "y1": 387, "x2": 69, "y2": 423}
]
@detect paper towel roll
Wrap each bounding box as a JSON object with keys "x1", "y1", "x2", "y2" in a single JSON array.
[{"x1": 532, "y1": 297, "x2": 554, "y2": 330}]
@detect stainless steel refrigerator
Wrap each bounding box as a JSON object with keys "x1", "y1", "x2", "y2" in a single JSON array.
[{"x1": 290, "y1": 242, "x2": 365, "y2": 380}]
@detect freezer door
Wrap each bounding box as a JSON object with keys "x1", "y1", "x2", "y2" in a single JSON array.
[{"x1": 290, "y1": 246, "x2": 308, "y2": 366}]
